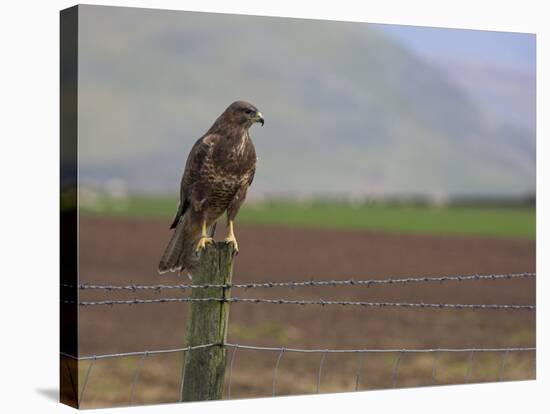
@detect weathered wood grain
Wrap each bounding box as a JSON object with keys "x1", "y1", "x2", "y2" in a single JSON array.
[{"x1": 181, "y1": 242, "x2": 235, "y2": 401}]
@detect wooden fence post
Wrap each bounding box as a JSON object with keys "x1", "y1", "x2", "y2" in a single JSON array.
[{"x1": 180, "y1": 242, "x2": 235, "y2": 402}]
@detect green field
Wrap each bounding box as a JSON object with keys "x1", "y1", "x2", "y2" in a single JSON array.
[{"x1": 80, "y1": 196, "x2": 535, "y2": 239}]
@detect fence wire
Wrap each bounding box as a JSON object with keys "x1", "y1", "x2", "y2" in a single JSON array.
[
  {"x1": 62, "y1": 272, "x2": 536, "y2": 310},
  {"x1": 61, "y1": 272, "x2": 535, "y2": 292},
  {"x1": 60, "y1": 342, "x2": 218, "y2": 361},
  {"x1": 60, "y1": 270, "x2": 536, "y2": 405},
  {"x1": 62, "y1": 342, "x2": 535, "y2": 406},
  {"x1": 65, "y1": 296, "x2": 535, "y2": 310},
  {"x1": 61, "y1": 343, "x2": 535, "y2": 361}
]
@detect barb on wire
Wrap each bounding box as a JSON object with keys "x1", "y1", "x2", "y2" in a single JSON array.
[
  {"x1": 65, "y1": 272, "x2": 535, "y2": 292},
  {"x1": 67, "y1": 296, "x2": 536, "y2": 310}
]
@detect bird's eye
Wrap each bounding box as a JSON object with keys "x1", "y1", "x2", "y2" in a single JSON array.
[{"x1": 244, "y1": 109, "x2": 253, "y2": 114}]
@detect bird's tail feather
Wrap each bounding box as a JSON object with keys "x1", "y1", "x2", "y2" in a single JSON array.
[{"x1": 158, "y1": 212, "x2": 201, "y2": 275}]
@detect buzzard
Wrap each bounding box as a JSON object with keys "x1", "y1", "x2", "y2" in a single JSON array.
[{"x1": 158, "y1": 101, "x2": 264, "y2": 275}]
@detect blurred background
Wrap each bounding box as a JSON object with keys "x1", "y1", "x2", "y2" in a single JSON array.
[
  {"x1": 71, "y1": 5, "x2": 535, "y2": 408},
  {"x1": 78, "y1": 5, "x2": 536, "y2": 204}
]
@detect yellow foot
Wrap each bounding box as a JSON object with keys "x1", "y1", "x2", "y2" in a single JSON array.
[
  {"x1": 195, "y1": 236, "x2": 214, "y2": 252},
  {"x1": 224, "y1": 235, "x2": 239, "y2": 253}
]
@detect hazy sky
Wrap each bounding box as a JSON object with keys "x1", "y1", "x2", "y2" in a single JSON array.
[
  {"x1": 76, "y1": 6, "x2": 535, "y2": 198},
  {"x1": 374, "y1": 24, "x2": 536, "y2": 136},
  {"x1": 377, "y1": 24, "x2": 535, "y2": 73}
]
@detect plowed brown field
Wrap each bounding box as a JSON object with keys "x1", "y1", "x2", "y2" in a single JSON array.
[{"x1": 72, "y1": 217, "x2": 535, "y2": 408}]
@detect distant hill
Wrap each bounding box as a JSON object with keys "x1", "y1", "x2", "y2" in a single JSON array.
[{"x1": 77, "y1": 6, "x2": 535, "y2": 198}]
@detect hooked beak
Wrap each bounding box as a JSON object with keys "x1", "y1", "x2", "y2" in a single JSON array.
[{"x1": 255, "y1": 111, "x2": 264, "y2": 127}]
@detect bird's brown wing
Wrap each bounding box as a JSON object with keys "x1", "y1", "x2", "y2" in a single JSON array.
[{"x1": 169, "y1": 134, "x2": 220, "y2": 229}]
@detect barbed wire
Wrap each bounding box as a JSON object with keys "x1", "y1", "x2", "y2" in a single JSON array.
[
  {"x1": 65, "y1": 296, "x2": 535, "y2": 310},
  {"x1": 61, "y1": 270, "x2": 536, "y2": 404},
  {"x1": 61, "y1": 272, "x2": 535, "y2": 292}
]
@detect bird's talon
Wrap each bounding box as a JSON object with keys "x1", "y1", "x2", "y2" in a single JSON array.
[
  {"x1": 195, "y1": 236, "x2": 214, "y2": 252},
  {"x1": 224, "y1": 237, "x2": 239, "y2": 253}
]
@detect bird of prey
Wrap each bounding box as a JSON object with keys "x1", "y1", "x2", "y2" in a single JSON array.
[{"x1": 158, "y1": 100, "x2": 264, "y2": 275}]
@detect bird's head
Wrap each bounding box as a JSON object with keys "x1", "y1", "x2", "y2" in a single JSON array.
[{"x1": 225, "y1": 100, "x2": 264, "y2": 128}]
